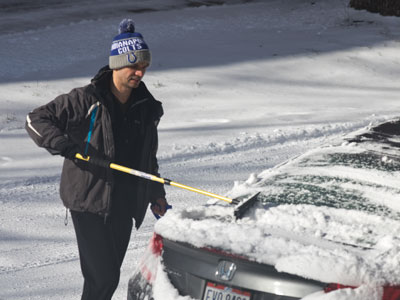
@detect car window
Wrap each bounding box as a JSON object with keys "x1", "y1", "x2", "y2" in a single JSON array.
[{"x1": 257, "y1": 147, "x2": 400, "y2": 221}]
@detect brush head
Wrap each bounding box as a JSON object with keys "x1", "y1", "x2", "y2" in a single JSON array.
[{"x1": 233, "y1": 192, "x2": 261, "y2": 219}]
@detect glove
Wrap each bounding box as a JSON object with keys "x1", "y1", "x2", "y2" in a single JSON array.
[
  {"x1": 59, "y1": 142, "x2": 80, "y2": 160},
  {"x1": 88, "y1": 156, "x2": 111, "y2": 168},
  {"x1": 151, "y1": 198, "x2": 172, "y2": 219}
]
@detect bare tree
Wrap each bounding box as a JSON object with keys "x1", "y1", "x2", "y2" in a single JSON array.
[{"x1": 350, "y1": 0, "x2": 400, "y2": 16}]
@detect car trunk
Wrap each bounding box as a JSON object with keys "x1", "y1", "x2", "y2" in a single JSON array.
[{"x1": 162, "y1": 238, "x2": 326, "y2": 300}]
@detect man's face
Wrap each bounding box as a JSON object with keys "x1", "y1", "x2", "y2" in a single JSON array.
[{"x1": 114, "y1": 62, "x2": 149, "y2": 89}]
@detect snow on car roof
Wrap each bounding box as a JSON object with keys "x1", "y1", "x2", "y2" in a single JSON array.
[{"x1": 155, "y1": 125, "x2": 400, "y2": 287}]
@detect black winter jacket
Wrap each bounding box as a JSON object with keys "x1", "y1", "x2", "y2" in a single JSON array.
[{"x1": 25, "y1": 66, "x2": 165, "y2": 228}]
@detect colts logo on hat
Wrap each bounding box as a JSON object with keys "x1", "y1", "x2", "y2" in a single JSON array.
[
  {"x1": 109, "y1": 19, "x2": 151, "y2": 69},
  {"x1": 127, "y1": 52, "x2": 137, "y2": 64}
]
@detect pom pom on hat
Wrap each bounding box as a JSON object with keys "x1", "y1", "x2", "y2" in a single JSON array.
[
  {"x1": 109, "y1": 19, "x2": 151, "y2": 70},
  {"x1": 119, "y1": 19, "x2": 135, "y2": 34}
]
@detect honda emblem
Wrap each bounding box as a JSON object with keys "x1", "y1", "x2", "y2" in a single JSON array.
[{"x1": 215, "y1": 260, "x2": 237, "y2": 281}]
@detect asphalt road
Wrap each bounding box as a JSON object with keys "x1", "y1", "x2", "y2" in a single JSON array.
[{"x1": 0, "y1": 0, "x2": 258, "y2": 35}]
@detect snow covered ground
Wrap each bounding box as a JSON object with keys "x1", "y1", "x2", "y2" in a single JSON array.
[{"x1": 0, "y1": 0, "x2": 399, "y2": 299}]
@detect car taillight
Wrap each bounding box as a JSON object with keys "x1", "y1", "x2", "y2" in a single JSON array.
[
  {"x1": 150, "y1": 233, "x2": 164, "y2": 256},
  {"x1": 139, "y1": 233, "x2": 164, "y2": 283},
  {"x1": 324, "y1": 283, "x2": 400, "y2": 300},
  {"x1": 382, "y1": 286, "x2": 400, "y2": 300},
  {"x1": 324, "y1": 283, "x2": 357, "y2": 293}
]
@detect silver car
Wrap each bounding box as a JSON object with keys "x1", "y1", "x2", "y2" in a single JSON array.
[{"x1": 128, "y1": 119, "x2": 400, "y2": 300}]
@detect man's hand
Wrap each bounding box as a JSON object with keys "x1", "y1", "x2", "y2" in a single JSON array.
[
  {"x1": 150, "y1": 198, "x2": 170, "y2": 217},
  {"x1": 57, "y1": 140, "x2": 80, "y2": 160}
]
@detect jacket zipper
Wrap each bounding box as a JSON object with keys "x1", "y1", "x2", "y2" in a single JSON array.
[{"x1": 102, "y1": 97, "x2": 150, "y2": 220}]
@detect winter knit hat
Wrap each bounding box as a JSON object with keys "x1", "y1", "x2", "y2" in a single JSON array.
[{"x1": 109, "y1": 19, "x2": 151, "y2": 70}]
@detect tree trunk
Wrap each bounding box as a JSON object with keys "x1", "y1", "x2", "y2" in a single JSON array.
[{"x1": 350, "y1": 0, "x2": 400, "y2": 17}]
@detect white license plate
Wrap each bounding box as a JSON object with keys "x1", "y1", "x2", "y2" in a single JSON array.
[{"x1": 203, "y1": 282, "x2": 251, "y2": 300}]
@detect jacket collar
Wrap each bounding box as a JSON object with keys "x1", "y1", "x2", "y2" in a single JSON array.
[{"x1": 91, "y1": 65, "x2": 113, "y2": 90}]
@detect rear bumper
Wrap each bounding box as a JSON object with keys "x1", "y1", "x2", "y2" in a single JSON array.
[
  {"x1": 127, "y1": 259, "x2": 303, "y2": 300},
  {"x1": 162, "y1": 239, "x2": 325, "y2": 299},
  {"x1": 165, "y1": 266, "x2": 302, "y2": 300},
  {"x1": 127, "y1": 237, "x2": 325, "y2": 300}
]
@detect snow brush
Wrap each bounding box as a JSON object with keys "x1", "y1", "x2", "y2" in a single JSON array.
[{"x1": 74, "y1": 153, "x2": 259, "y2": 219}]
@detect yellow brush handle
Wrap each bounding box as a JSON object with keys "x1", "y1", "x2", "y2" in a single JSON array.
[
  {"x1": 75, "y1": 153, "x2": 233, "y2": 204},
  {"x1": 168, "y1": 181, "x2": 233, "y2": 203},
  {"x1": 76, "y1": 153, "x2": 90, "y2": 161}
]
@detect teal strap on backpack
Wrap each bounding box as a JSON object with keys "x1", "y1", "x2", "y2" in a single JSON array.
[{"x1": 84, "y1": 106, "x2": 98, "y2": 156}]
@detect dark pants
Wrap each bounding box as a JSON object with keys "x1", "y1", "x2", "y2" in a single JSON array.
[{"x1": 71, "y1": 210, "x2": 133, "y2": 300}]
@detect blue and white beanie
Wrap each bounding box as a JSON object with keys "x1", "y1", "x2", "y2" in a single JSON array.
[{"x1": 109, "y1": 19, "x2": 151, "y2": 70}]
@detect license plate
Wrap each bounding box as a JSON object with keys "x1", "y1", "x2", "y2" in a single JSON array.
[{"x1": 203, "y1": 282, "x2": 251, "y2": 300}]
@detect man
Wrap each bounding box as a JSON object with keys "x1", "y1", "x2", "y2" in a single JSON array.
[{"x1": 25, "y1": 19, "x2": 169, "y2": 300}]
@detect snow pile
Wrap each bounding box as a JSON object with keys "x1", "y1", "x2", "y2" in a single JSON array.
[
  {"x1": 160, "y1": 119, "x2": 384, "y2": 162},
  {"x1": 155, "y1": 203, "x2": 400, "y2": 286}
]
